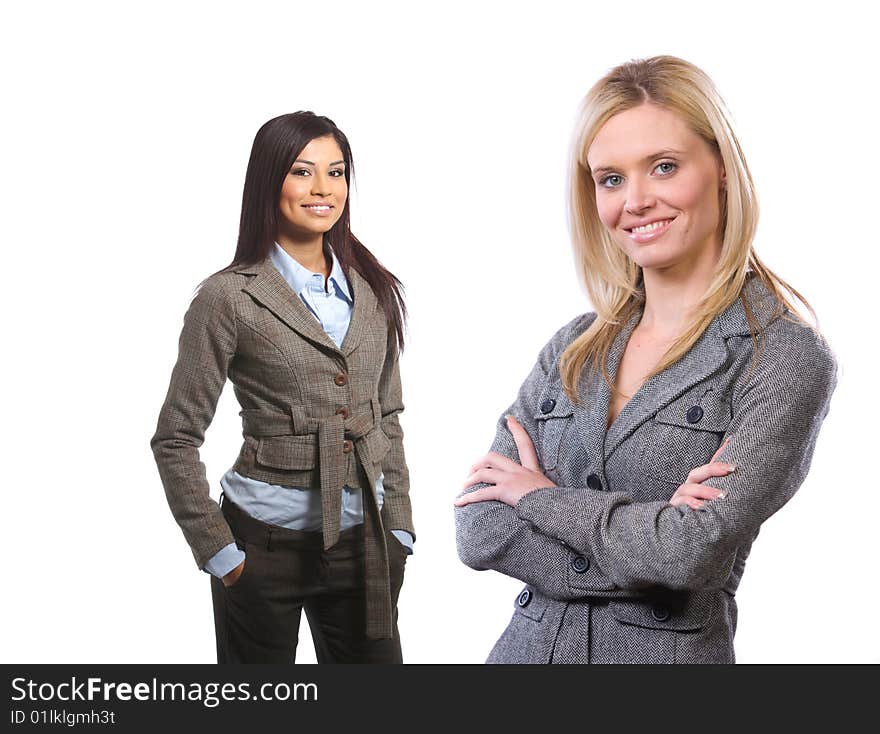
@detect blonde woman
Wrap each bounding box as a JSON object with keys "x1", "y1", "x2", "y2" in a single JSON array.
[{"x1": 454, "y1": 56, "x2": 837, "y2": 664}]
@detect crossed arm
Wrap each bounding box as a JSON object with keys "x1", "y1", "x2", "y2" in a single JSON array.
[
  {"x1": 452, "y1": 317, "x2": 626, "y2": 601},
  {"x1": 453, "y1": 320, "x2": 837, "y2": 596}
]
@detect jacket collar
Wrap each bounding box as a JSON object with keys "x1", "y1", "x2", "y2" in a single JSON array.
[
  {"x1": 716, "y1": 272, "x2": 785, "y2": 337},
  {"x1": 233, "y1": 256, "x2": 378, "y2": 356},
  {"x1": 578, "y1": 273, "x2": 784, "y2": 463}
]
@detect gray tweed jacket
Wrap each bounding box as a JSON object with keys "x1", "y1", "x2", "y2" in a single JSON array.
[
  {"x1": 150, "y1": 257, "x2": 413, "y2": 639},
  {"x1": 455, "y1": 274, "x2": 837, "y2": 663}
]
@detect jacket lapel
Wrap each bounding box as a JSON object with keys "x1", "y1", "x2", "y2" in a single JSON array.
[
  {"x1": 600, "y1": 274, "x2": 782, "y2": 462},
  {"x1": 339, "y1": 267, "x2": 379, "y2": 357},
  {"x1": 602, "y1": 317, "x2": 729, "y2": 461},
  {"x1": 570, "y1": 309, "x2": 641, "y2": 467},
  {"x1": 236, "y1": 258, "x2": 340, "y2": 352}
]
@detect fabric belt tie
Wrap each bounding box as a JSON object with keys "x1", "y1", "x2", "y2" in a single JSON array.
[
  {"x1": 316, "y1": 411, "x2": 371, "y2": 550},
  {"x1": 241, "y1": 407, "x2": 393, "y2": 640}
]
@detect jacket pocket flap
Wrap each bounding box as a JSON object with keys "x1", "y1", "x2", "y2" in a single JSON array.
[
  {"x1": 654, "y1": 392, "x2": 730, "y2": 432},
  {"x1": 533, "y1": 383, "x2": 575, "y2": 421},
  {"x1": 256, "y1": 435, "x2": 317, "y2": 470},
  {"x1": 513, "y1": 586, "x2": 549, "y2": 622},
  {"x1": 362, "y1": 427, "x2": 392, "y2": 465},
  {"x1": 609, "y1": 594, "x2": 711, "y2": 632}
]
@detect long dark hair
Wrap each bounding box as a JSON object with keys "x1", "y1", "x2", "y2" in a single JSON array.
[{"x1": 216, "y1": 111, "x2": 407, "y2": 350}]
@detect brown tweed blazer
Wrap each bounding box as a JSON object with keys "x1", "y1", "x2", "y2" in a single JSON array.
[{"x1": 150, "y1": 256, "x2": 413, "y2": 639}]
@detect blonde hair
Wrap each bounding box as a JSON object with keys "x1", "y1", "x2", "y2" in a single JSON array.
[{"x1": 561, "y1": 55, "x2": 814, "y2": 403}]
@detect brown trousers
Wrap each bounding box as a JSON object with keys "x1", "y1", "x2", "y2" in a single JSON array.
[{"x1": 210, "y1": 495, "x2": 406, "y2": 663}]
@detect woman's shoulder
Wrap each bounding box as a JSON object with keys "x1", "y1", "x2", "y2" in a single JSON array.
[
  {"x1": 726, "y1": 307, "x2": 838, "y2": 411},
  {"x1": 726, "y1": 275, "x2": 837, "y2": 384},
  {"x1": 555, "y1": 311, "x2": 598, "y2": 343},
  {"x1": 538, "y1": 311, "x2": 599, "y2": 362},
  {"x1": 197, "y1": 266, "x2": 246, "y2": 290},
  {"x1": 763, "y1": 310, "x2": 837, "y2": 380},
  {"x1": 187, "y1": 268, "x2": 245, "y2": 314}
]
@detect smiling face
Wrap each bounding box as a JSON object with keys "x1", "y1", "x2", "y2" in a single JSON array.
[
  {"x1": 586, "y1": 103, "x2": 726, "y2": 275},
  {"x1": 277, "y1": 134, "x2": 348, "y2": 247}
]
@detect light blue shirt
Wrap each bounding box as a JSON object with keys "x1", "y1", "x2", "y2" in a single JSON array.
[{"x1": 203, "y1": 243, "x2": 413, "y2": 579}]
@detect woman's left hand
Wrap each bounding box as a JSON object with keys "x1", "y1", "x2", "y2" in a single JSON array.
[{"x1": 454, "y1": 415, "x2": 557, "y2": 508}]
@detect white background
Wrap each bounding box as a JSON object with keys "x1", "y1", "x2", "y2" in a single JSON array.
[{"x1": 3, "y1": 0, "x2": 877, "y2": 663}]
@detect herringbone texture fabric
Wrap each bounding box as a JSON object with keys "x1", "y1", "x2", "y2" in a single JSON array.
[{"x1": 456, "y1": 274, "x2": 837, "y2": 663}]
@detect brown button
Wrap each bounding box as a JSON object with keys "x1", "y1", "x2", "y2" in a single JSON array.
[
  {"x1": 342, "y1": 440, "x2": 353, "y2": 453},
  {"x1": 335, "y1": 407, "x2": 350, "y2": 419},
  {"x1": 334, "y1": 373, "x2": 348, "y2": 386}
]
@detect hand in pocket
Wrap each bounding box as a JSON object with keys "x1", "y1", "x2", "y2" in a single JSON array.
[{"x1": 222, "y1": 558, "x2": 246, "y2": 587}]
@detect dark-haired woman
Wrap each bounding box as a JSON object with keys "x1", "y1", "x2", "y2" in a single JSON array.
[{"x1": 151, "y1": 112, "x2": 413, "y2": 663}]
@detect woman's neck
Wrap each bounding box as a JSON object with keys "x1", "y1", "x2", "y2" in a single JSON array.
[{"x1": 639, "y1": 246, "x2": 720, "y2": 338}]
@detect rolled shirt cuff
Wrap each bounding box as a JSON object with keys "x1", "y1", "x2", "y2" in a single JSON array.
[
  {"x1": 202, "y1": 542, "x2": 246, "y2": 578},
  {"x1": 390, "y1": 529, "x2": 414, "y2": 555}
]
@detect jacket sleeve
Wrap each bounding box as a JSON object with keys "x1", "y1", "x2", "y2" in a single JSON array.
[
  {"x1": 150, "y1": 277, "x2": 237, "y2": 569},
  {"x1": 514, "y1": 324, "x2": 838, "y2": 592},
  {"x1": 455, "y1": 314, "x2": 634, "y2": 601},
  {"x1": 376, "y1": 335, "x2": 415, "y2": 540}
]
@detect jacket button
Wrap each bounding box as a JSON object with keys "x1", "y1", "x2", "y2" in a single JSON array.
[
  {"x1": 334, "y1": 373, "x2": 348, "y2": 387},
  {"x1": 586, "y1": 473, "x2": 602, "y2": 491},
  {"x1": 517, "y1": 589, "x2": 532, "y2": 607},
  {"x1": 571, "y1": 555, "x2": 590, "y2": 573},
  {"x1": 342, "y1": 440, "x2": 353, "y2": 453},
  {"x1": 335, "y1": 407, "x2": 350, "y2": 419},
  {"x1": 540, "y1": 398, "x2": 556, "y2": 414},
  {"x1": 651, "y1": 604, "x2": 670, "y2": 622},
  {"x1": 686, "y1": 405, "x2": 704, "y2": 423}
]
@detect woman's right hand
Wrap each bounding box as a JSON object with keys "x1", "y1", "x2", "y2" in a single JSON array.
[
  {"x1": 669, "y1": 438, "x2": 737, "y2": 510},
  {"x1": 222, "y1": 559, "x2": 246, "y2": 587}
]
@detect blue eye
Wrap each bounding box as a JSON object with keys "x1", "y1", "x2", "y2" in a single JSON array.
[
  {"x1": 654, "y1": 161, "x2": 677, "y2": 175},
  {"x1": 599, "y1": 174, "x2": 623, "y2": 188}
]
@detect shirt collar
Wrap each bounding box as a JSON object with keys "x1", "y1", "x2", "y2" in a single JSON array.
[
  {"x1": 270, "y1": 242, "x2": 353, "y2": 303},
  {"x1": 327, "y1": 248, "x2": 353, "y2": 303}
]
